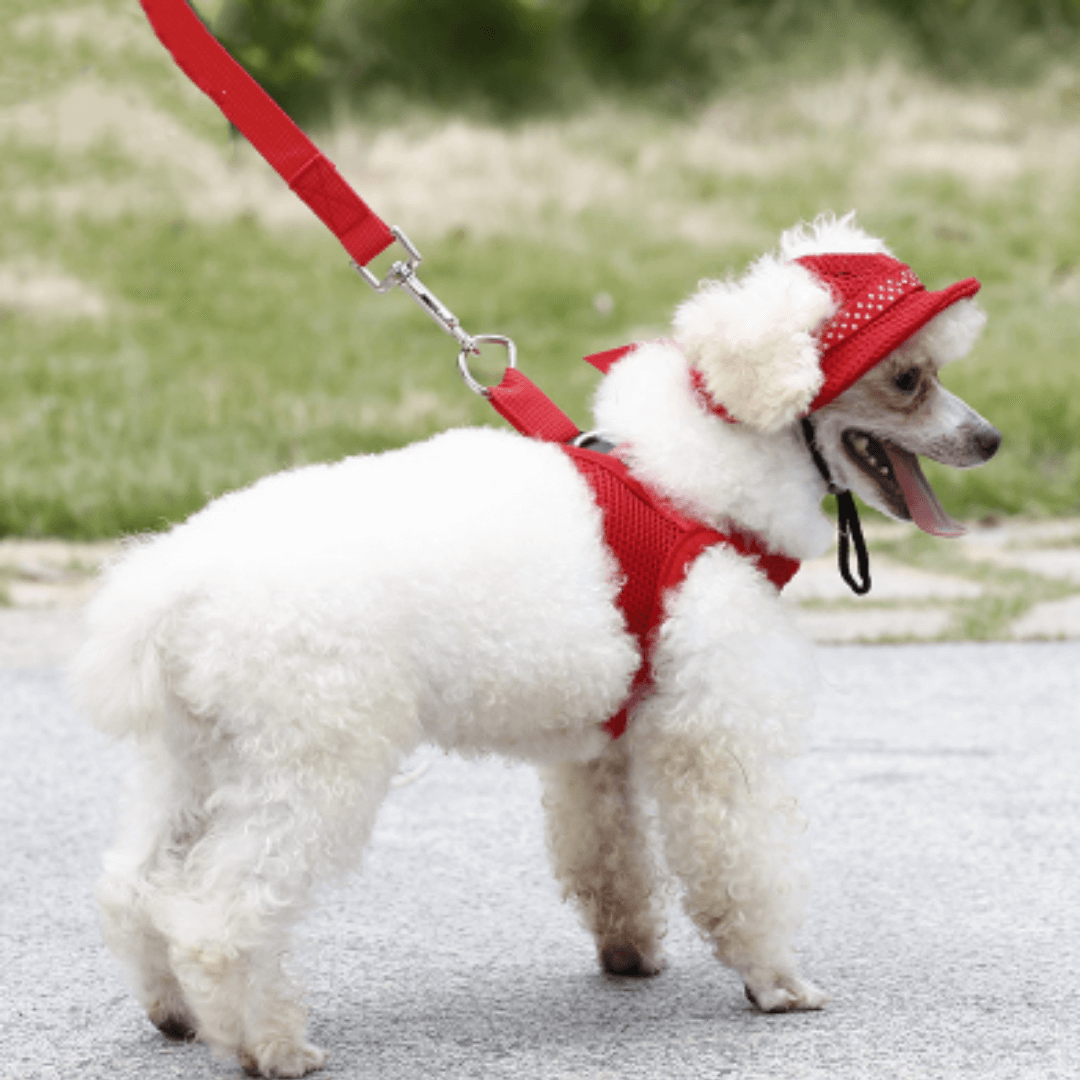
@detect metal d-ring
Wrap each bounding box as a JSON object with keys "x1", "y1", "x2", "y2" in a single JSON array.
[
  {"x1": 354, "y1": 227, "x2": 517, "y2": 395},
  {"x1": 457, "y1": 335, "x2": 517, "y2": 396}
]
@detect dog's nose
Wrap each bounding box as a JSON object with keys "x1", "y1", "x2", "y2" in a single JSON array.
[{"x1": 977, "y1": 425, "x2": 1002, "y2": 461}]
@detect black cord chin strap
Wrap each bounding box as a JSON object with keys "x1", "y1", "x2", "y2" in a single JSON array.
[
  {"x1": 801, "y1": 418, "x2": 871, "y2": 596},
  {"x1": 835, "y1": 490, "x2": 871, "y2": 595}
]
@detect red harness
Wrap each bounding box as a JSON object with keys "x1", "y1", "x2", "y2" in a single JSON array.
[{"x1": 488, "y1": 367, "x2": 800, "y2": 738}]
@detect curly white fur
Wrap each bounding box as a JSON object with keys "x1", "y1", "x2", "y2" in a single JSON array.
[
  {"x1": 75, "y1": 212, "x2": 985, "y2": 1077},
  {"x1": 672, "y1": 257, "x2": 834, "y2": 433},
  {"x1": 778, "y1": 211, "x2": 892, "y2": 260},
  {"x1": 910, "y1": 297, "x2": 987, "y2": 365},
  {"x1": 672, "y1": 212, "x2": 893, "y2": 433}
]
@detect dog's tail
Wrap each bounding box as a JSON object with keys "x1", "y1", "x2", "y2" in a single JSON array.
[{"x1": 69, "y1": 537, "x2": 180, "y2": 741}]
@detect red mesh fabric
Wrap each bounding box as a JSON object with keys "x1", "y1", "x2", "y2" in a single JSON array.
[
  {"x1": 585, "y1": 345, "x2": 637, "y2": 374},
  {"x1": 487, "y1": 365, "x2": 800, "y2": 738},
  {"x1": 798, "y1": 253, "x2": 911, "y2": 307},
  {"x1": 568, "y1": 450, "x2": 686, "y2": 649},
  {"x1": 592, "y1": 255, "x2": 982, "y2": 422},
  {"x1": 562, "y1": 447, "x2": 799, "y2": 737},
  {"x1": 796, "y1": 254, "x2": 980, "y2": 411}
]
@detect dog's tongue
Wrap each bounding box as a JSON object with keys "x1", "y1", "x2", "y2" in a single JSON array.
[{"x1": 882, "y1": 444, "x2": 966, "y2": 538}]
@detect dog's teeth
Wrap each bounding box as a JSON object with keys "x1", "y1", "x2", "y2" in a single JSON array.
[
  {"x1": 879, "y1": 465, "x2": 889, "y2": 476},
  {"x1": 855, "y1": 436, "x2": 869, "y2": 455}
]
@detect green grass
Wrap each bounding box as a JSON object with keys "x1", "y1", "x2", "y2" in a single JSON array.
[
  {"x1": 0, "y1": 208, "x2": 759, "y2": 535},
  {"x1": 4, "y1": 0, "x2": 1080, "y2": 538},
  {"x1": 208, "y1": 0, "x2": 1080, "y2": 121}
]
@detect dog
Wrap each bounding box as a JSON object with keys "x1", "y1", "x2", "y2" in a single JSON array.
[{"x1": 73, "y1": 214, "x2": 999, "y2": 1077}]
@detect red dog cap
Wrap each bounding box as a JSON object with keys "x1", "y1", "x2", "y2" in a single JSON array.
[{"x1": 796, "y1": 253, "x2": 981, "y2": 412}]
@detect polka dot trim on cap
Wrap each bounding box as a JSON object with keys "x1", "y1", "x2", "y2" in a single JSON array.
[
  {"x1": 795, "y1": 252, "x2": 981, "y2": 411},
  {"x1": 818, "y1": 268, "x2": 922, "y2": 347}
]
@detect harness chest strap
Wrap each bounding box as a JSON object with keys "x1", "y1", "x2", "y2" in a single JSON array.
[{"x1": 488, "y1": 368, "x2": 800, "y2": 738}]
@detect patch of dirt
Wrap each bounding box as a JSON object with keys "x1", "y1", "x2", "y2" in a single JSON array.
[
  {"x1": 0, "y1": 539, "x2": 118, "y2": 609},
  {"x1": 13, "y1": 3, "x2": 162, "y2": 57},
  {"x1": 0, "y1": 261, "x2": 109, "y2": 319},
  {"x1": 7, "y1": 48, "x2": 1079, "y2": 244}
]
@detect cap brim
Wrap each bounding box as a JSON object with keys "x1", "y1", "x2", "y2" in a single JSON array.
[{"x1": 809, "y1": 277, "x2": 981, "y2": 412}]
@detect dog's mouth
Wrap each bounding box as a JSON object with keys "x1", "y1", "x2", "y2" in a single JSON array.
[{"x1": 841, "y1": 429, "x2": 965, "y2": 538}]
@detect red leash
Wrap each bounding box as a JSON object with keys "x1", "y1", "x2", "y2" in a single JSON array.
[
  {"x1": 140, "y1": 0, "x2": 394, "y2": 268},
  {"x1": 138, "y1": 2, "x2": 596, "y2": 422},
  {"x1": 141, "y1": 0, "x2": 520, "y2": 373}
]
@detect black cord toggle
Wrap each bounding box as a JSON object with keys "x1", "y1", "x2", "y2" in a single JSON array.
[{"x1": 800, "y1": 418, "x2": 872, "y2": 596}]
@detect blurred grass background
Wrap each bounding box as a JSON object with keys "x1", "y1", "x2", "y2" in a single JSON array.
[{"x1": 2, "y1": 0, "x2": 1080, "y2": 537}]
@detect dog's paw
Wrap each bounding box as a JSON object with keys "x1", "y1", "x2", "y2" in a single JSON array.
[
  {"x1": 151, "y1": 1012, "x2": 198, "y2": 1042},
  {"x1": 744, "y1": 973, "x2": 828, "y2": 1013},
  {"x1": 600, "y1": 943, "x2": 666, "y2": 978},
  {"x1": 148, "y1": 1000, "x2": 198, "y2": 1042},
  {"x1": 239, "y1": 1039, "x2": 327, "y2": 1078}
]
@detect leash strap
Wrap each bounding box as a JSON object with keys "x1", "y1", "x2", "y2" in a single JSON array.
[
  {"x1": 487, "y1": 368, "x2": 581, "y2": 443},
  {"x1": 140, "y1": 0, "x2": 395, "y2": 267}
]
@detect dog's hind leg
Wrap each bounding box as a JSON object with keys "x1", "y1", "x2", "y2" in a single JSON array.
[
  {"x1": 541, "y1": 738, "x2": 665, "y2": 977},
  {"x1": 127, "y1": 689, "x2": 415, "y2": 1078},
  {"x1": 96, "y1": 738, "x2": 206, "y2": 1042},
  {"x1": 153, "y1": 824, "x2": 323, "y2": 1077},
  {"x1": 637, "y1": 723, "x2": 826, "y2": 1012}
]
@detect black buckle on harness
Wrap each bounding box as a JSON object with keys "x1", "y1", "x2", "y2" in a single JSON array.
[{"x1": 801, "y1": 418, "x2": 871, "y2": 596}]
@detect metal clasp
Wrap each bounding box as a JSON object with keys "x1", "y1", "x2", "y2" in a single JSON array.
[
  {"x1": 354, "y1": 227, "x2": 516, "y2": 393},
  {"x1": 353, "y1": 226, "x2": 423, "y2": 294},
  {"x1": 457, "y1": 335, "x2": 517, "y2": 396}
]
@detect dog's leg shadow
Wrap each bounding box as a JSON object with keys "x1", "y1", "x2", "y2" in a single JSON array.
[{"x1": 541, "y1": 738, "x2": 666, "y2": 978}]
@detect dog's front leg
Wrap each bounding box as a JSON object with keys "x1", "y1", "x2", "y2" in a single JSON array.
[
  {"x1": 540, "y1": 738, "x2": 665, "y2": 977},
  {"x1": 635, "y1": 719, "x2": 826, "y2": 1011},
  {"x1": 635, "y1": 551, "x2": 827, "y2": 1011}
]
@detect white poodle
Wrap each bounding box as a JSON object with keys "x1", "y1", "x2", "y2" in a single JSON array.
[{"x1": 73, "y1": 214, "x2": 1000, "y2": 1077}]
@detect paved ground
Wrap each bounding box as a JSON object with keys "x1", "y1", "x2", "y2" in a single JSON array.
[
  {"x1": 783, "y1": 517, "x2": 1080, "y2": 643},
  {"x1": 2, "y1": 527, "x2": 1080, "y2": 1079}
]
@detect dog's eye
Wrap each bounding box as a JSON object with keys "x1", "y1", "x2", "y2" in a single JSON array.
[{"x1": 894, "y1": 368, "x2": 920, "y2": 393}]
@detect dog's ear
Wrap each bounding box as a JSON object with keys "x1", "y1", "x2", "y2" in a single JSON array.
[{"x1": 673, "y1": 256, "x2": 838, "y2": 433}]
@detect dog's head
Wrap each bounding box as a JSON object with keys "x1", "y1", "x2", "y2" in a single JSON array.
[
  {"x1": 808, "y1": 317, "x2": 1000, "y2": 535},
  {"x1": 672, "y1": 213, "x2": 1000, "y2": 535}
]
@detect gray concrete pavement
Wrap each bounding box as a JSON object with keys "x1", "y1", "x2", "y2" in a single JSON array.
[{"x1": 2, "y1": 616, "x2": 1079, "y2": 1078}]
